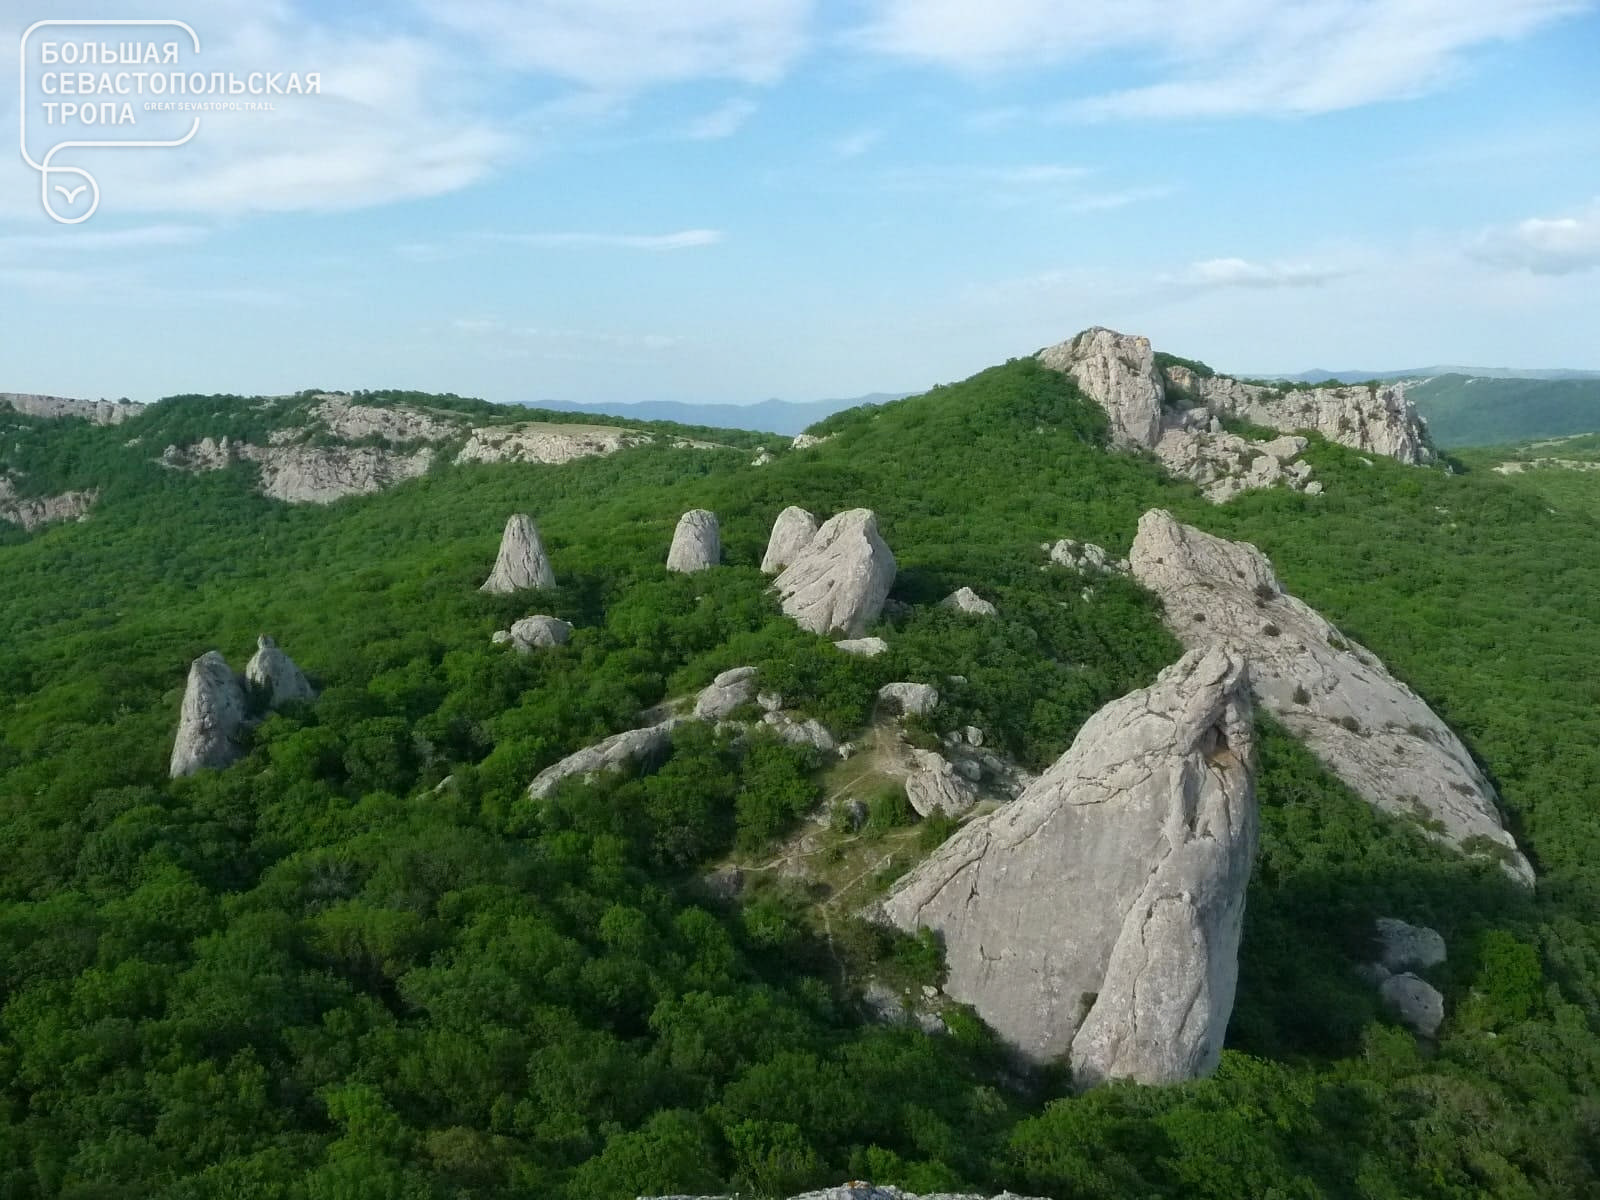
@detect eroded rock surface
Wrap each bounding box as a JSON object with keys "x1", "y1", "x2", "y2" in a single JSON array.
[
  {"x1": 159, "y1": 437, "x2": 433, "y2": 503},
  {"x1": 527, "y1": 720, "x2": 681, "y2": 799},
  {"x1": 834, "y1": 636, "x2": 889, "y2": 657},
  {"x1": 694, "y1": 666, "x2": 759, "y2": 719},
  {"x1": 481, "y1": 514, "x2": 556, "y2": 594},
  {"x1": 774, "y1": 508, "x2": 896, "y2": 637},
  {"x1": 1375, "y1": 917, "x2": 1446, "y2": 972},
  {"x1": 495, "y1": 615, "x2": 572, "y2": 652},
  {"x1": 884, "y1": 647, "x2": 1258, "y2": 1084},
  {"x1": 0, "y1": 475, "x2": 97, "y2": 529},
  {"x1": 170, "y1": 652, "x2": 248, "y2": 778},
  {"x1": 904, "y1": 749, "x2": 979, "y2": 818},
  {"x1": 1, "y1": 393, "x2": 144, "y2": 424},
  {"x1": 1129, "y1": 508, "x2": 1532, "y2": 885},
  {"x1": 454, "y1": 422, "x2": 649, "y2": 465},
  {"x1": 667, "y1": 509, "x2": 721, "y2": 573},
  {"x1": 942, "y1": 586, "x2": 998, "y2": 617},
  {"x1": 1038, "y1": 327, "x2": 1165, "y2": 448},
  {"x1": 244, "y1": 635, "x2": 314, "y2": 705},
  {"x1": 646, "y1": 1185, "x2": 1047, "y2": 1200},
  {"x1": 761, "y1": 505, "x2": 819, "y2": 574},
  {"x1": 878, "y1": 682, "x2": 940, "y2": 718}
]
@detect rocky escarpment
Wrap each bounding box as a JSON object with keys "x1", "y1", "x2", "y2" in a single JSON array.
[
  {"x1": 159, "y1": 436, "x2": 434, "y2": 504},
  {"x1": 0, "y1": 475, "x2": 97, "y2": 529},
  {"x1": 761, "y1": 505, "x2": 819, "y2": 574},
  {"x1": 244, "y1": 635, "x2": 315, "y2": 705},
  {"x1": 1130, "y1": 509, "x2": 1531, "y2": 884},
  {"x1": 481, "y1": 515, "x2": 556, "y2": 594},
  {"x1": 667, "y1": 509, "x2": 721, "y2": 573},
  {"x1": 884, "y1": 647, "x2": 1258, "y2": 1083},
  {"x1": 1, "y1": 392, "x2": 145, "y2": 425},
  {"x1": 169, "y1": 652, "x2": 249, "y2": 778},
  {"x1": 774, "y1": 508, "x2": 896, "y2": 637},
  {"x1": 1038, "y1": 327, "x2": 1434, "y2": 501}
]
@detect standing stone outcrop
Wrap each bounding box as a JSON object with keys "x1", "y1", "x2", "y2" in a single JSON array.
[
  {"x1": 1038, "y1": 327, "x2": 1165, "y2": 448},
  {"x1": 1375, "y1": 917, "x2": 1446, "y2": 972},
  {"x1": 244, "y1": 635, "x2": 315, "y2": 705},
  {"x1": 1129, "y1": 509, "x2": 1532, "y2": 885},
  {"x1": 694, "y1": 666, "x2": 759, "y2": 719},
  {"x1": 883, "y1": 647, "x2": 1258, "y2": 1084},
  {"x1": 493, "y1": 615, "x2": 572, "y2": 652},
  {"x1": 666, "y1": 509, "x2": 720, "y2": 573},
  {"x1": 760, "y1": 506, "x2": 819, "y2": 574},
  {"x1": 1379, "y1": 973, "x2": 1445, "y2": 1037},
  {"x1": 942, "y1": 586, "x2": 997, "y2": 617},
  {"x1": 480, "y1": 514, "x2": 555, "y2": 593},
  {"x1": 527, "y1": 720, "x2": 681, "y2": 799},
  {"x1": 169, "y1": 652, "x2": 249, "y2": 778},
  {"x1": 773, "y1": 508, "x2": 896, "y2": 637}
]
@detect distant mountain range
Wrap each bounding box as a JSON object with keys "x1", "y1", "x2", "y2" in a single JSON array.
[{"x1": 526, "y1": 393, "x2": 911, "y2": 437}]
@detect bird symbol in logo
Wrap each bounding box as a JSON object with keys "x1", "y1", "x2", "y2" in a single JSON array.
[{"x1": 55, "y1": 184, "x2": 89, "y2": 204}]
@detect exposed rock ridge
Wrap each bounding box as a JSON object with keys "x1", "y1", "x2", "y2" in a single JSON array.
[
  {"x1": 158, "y1": 437, "x2": 434, "y2": 503},
  {"x1": 1, "y1": 393, "x2": 145, "y2": 425},
  {"x1": 883, "y1": 646, "x2": 1258, "y2": 1083},
  {"x1": 1129, "y1": 508, "x2": 1531, "y2": 884}
]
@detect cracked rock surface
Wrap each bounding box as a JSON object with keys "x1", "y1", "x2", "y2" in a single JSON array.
[
  {"x1": 774, "y1": 508, "x2": 896, "y2": 637},
  {"x1": 480, "y1": 514, "x2": 556, "y2": 594},
  {"x1": 761, "y1": 505, "x2": 820, "y2": 574},
  {"x1": 169, "y1": 652, "x2": 248, "y2": 778},
  {"x1": 884, "y1": 646, "x2": 1258, "y2": 1082},
  {"x1": 1130, "y1": 508, "x2": 1532, "y2": 885},
  {"x1": 667, "y1": 509, "x2": 721, "y2": 573}
]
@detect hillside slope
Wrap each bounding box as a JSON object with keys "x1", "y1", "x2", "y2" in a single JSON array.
[
  {"x1": 1408, "y1": 374, "x2": 1600, "y2": 446},
  {"x1": 2, "y1": 353, "x2": 1598, "y2": 1198}
]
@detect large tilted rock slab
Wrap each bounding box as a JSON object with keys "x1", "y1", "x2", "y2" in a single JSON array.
[
  {"x1": 244, "y1": 635, "x2": 315, "y2": 705},
  {"x1": 1038, "y1": 327, "x2": 1165, "y2": 448},
  {"x1": 694, "y1": 666, "x2": 758, "y2": 719},
  {"x1": 760, "y1": 505, "x2": 819, "y2": 574},
  {"x1": 527, "y1": 720, "x2": 681, "y2": 799},
  {"x1": 1129, "y1": 509, "x2": 1531, "y2": 884},
  {"x1": 480, "y1": 514, "x2": 556, "y2": 593},
  {"x1": 773, "y1": 508, "x2": 896, "y2": 637},
  {"x1": 169, "y1": 652, "x2": 249, "y2": 778},
  {"x1": 884, "y1": 647, "x2": 1258, "y2": 1084},
  {"x1": 667, "y1": 509, "x2": 720, "y2": 573}
]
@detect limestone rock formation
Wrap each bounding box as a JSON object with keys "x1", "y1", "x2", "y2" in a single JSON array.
[
  {"x1": 694, "y1": 666, "x2": 759, "y2": 719},
  {"x1": 878, "y1": 682, "x2": 940, "y2": 718},
  {"x1": 834, "y1": 636, "x2": 889, "y2": 657},
  {"x1": 495, "y1": 615, "x2": 572, "y2": 652},
  {"x1": 774, "y1": 508, "x2": 896, "y2": 637},
  {"x1": 169, "y1": 652, "x2": 249, "y2": 778},
  {"x1": 1, "y1": 392, "x2": 144, "y2": 425},
  {"x1": 645, "y1": 1185, "x2": 1048, "y2": 1200},
  {"x1": 904, "y1": 749, "x2": 979, "y2": 818},
  {"x1": 244, "y1": 635, "x2": 315, "y2": 705},
  {"x1": 1129, "y1": 508, "x2": 1532, "y2": 885},
  {"x1": 942, "y1": 586, "x2": 998, "y2": 617},
  {"x1": 1375, "y1": 917, "x2": 1446, "y2": 972},
  {"x1": 454, "y1": 422, "x2": 651, "y2": 465},
  {"x1": 1380, "y1": 973, "x2": 1445, "y2": 1037},
  {"x1": 158, "y1": 437, "x2": 434, "y2": 503},
  {"x1": 884, "y1": 647, "x2": 1258, "y2": 1083},
  {"x1": 667, "y1": 509, "x2": 721, "y2": 573},
  {"x1": 1037, "y1": 327, "x2": 1165, "y2": 448},
  {"x1": 480, "y1": 514, "x2": 556, "y2": 593},
  {"x1": 790, "y1": 432, "x2": 832, "y2": 450},
  {"x1": 761, "y1": 506, "x2": 820, "y2": 574},
  {"x1": 310, "y1": 395, "x2": 459, "y2": 443},
  {"x1": 527, "y1": 720, "x2": 680, "y2": 799},
  {"x1": 0, "y1": 475, "x2": 97, "y2": 529},
  {"x1": 1046, "y1": 539, "x2": 1127, "y2": 573},
  {"x1": 760, "y1": 710, "x2": 837, "y2": 752}
]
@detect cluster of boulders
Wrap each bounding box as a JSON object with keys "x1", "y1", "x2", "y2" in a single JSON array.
[
  {"x1": 1038, "y1": 327, "x2": 1435, "y2": 503},
  {"x1": 770, "y1": 508, "x2": 897, "y2": 638},
  {"x1": 1362, "y1": 917, "x2": 1448, "y2": 1037},
  {"x1": 169, "y1": 636, "x2": 314, "y2": 778}
]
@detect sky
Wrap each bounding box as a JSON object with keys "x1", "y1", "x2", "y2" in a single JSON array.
[{"x1": 2, "y1": 0, "x2": 1598, "y2": 407}]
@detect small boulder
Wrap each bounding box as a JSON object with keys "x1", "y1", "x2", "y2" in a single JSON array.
[
  {"x1": 500, "y1": 615, "x2": 572, "y2": 652},
  {"x1": 480, "y1": 514, "x2": 555, "y2": 593},
  {"x1": 760, "y1": 505, "x2": 820, "y2": 574},
  {"x1": 1380, "y1": 972, "x2": 1445, "y2": 1037},
  {"x1": 761, "y1": 710, "x2": 836, "y2": 752},
  {"x1": 244, "y1": 635, "x2": 314, "y2": 705},
  {"x1": 834, "y1": 636, "x2": 889, "y2": 657},
  {"x1": 694, "y1": 666, "x2": 758, "y2": 720},
  {"x1": 904, "y1": 749, "x2": 978, "y2": 817},
  {"x1": 170, "y1": 651, "x2": 248, "y2": 778},
  {"x1": 774, "y1": 508, "x2": 896, "y2": 636},
  {"x1": 878, "y1": 682, "x2": 940, "y2": 718},
  {"x1": 1375, "y1": 917, "x2": 1446, "y2": 972},
  {"x1": 942, "y1": 586, "x2": 998, "y2": 617},
  {"x1": 666, "y1": 509, "x2": 720, "y2": 573}
]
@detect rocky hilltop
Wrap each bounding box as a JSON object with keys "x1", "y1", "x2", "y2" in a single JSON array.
[
  {"x1": 1, "y1": 392, "x2": 145, "y2": 425},
  {"x1": 1129, "y1": 509, "x2": 1531, "y2": 883},
  {"x1": 1039, "y1": 328, "x2": 1433, "y2": 503},
  {"x1": 883, "y1": 646, "x2": 1258, "y2": 1084}
]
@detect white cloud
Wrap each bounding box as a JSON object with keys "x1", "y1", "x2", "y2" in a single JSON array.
[
  {"x1": 681, "y1": 98, "x2": 760, "y2": 140},
  {"x1": 482, "y1": 229, "x2": 724, "y2": 251},
  {"x1": 831, "y1": 127, "x2": 885, "y2": 158},
  {"x1": 0, "y1": 224, "x2": 207, "y2": 256},
  {"x1": 415, "y1": 0, "x2": 813, "y2": 89},
  {"x1": 1166, "y1": 257, "x2": 1350, "y2": 289},
  {"x1": 857, "y1": 0, "x2": 1589, "y2": 118},
  {"x1": 1469, "y1": 199, "x2": 1600, "y2": 275}
]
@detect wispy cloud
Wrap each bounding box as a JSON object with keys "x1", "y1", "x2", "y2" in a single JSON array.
[
  {"x1": 1468, "y1": 198, "x2": 1600, "y2": 275},
  {"x1": 482, "y1": 230, "x2": 724, "y2": 251},
  {"x1": 1164, "y1": 257, "x2": 1350, "y2": 290},
  {"x1": 681, "y1": 98, "x2": 760, "y2": 140},
  {"x1": 831, "y1": 127, "x2": 885, "y2": 158},
  {"x1": 0, "y1": 224, "x2": 208, "y2": 257}
]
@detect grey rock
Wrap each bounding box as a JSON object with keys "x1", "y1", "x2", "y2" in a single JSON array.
[
  {"x1": 170, "y1": 652, "x2": 248, "y2": 778},
  {"x1": 761, "y1": 505, "x2": 819, "y2": 574},
  {"x1": 1304, "y1": 480, "x2": 1325, "y2": 495},
  {"x1": 1, "y1": 392, "x2": 144, "y2": 424},
  {"x1": 834, "y1": 636, "x2": 889, "y2": 657},
  {"x1": 527, "y1": 720, "x2": 680, "y2": 799},
  {"x1": 942, "y1": 586, "x2": 998, "y2": 617},
  {"x1": 481, "y1": 514, "x2": 556, "y2": 593},
  {"x1": 884, "y1": 647, "x2": 1258, "y2": 1085},
  {"x1": 790, "y1": 432, "x2": 832, "y2": 450},
  {"x1": 647, "y1": 1188, "x2": 1047, "y2": 1200},
  {"x1": 1375, "y1": 917, "x2": 1447, "y2": 972},
  {"x1": 500, "y1": 615, "x2": 573, "y2": 652},
  {"x1": 694, "y1": 666, "x2": 758, "y2": 719},
  {"x1": 0, "y1": 475, "x2": 97, "y2": 529},
  {"x1": 244, "y1": 635, "x2": 314, "y2": 705},
  {"x1": 774, "y1": 508, "x2": 896, "y2": 636},
  {"x1": 761, "y1": 711, "x2": 836, "y2": 752},
  {"x1": 1038, "y1": 327, "x2": 1165, "y2": 448},
  {"x1": 757, "y1": 690, "x2": 784, "y2": 712},
  {"x1": 1130, "y1": 509, "x2": 1532, "y2": 885},
  {"x1": 904, "y1": 749, "x2": 978, "y2": 818},
  {"x1": 1047, "y1": 538, "x2": 1125, "y2": 573},
  {"x1": 667, "y1": 509, "x2": 720, "y2": 573},
  {"x1": 878, "y1": 682, "x2": 940, "y2": 718},
  {"x1": 454, "y1": 422, "x2": 652, "y2": 465},
  {"x1": 1380, "y1": 972, "x2": 1445, "y2": 1037},
  {"x1": 964, "y1": 726, "x2": 985, "y2": 747}
]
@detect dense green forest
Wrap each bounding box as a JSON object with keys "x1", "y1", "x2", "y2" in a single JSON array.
[
  {"x1": 1407, "y1": 373, "x2": 1600, "y2": 447},
  {"x1": 2, "y1": 363, "x2": 1599, "y2": 1198}
]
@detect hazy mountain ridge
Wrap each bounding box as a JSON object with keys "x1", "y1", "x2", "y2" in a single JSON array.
[{"x1": 527, "y1": 394, "x2": 911, "y2": 436}]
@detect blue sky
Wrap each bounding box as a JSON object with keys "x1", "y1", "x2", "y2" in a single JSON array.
[{"x1": 3, "y1": 0, "x2": 1598, "y2": 406}]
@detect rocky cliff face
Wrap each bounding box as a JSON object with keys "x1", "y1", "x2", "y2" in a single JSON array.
[
  {"x1": 244, "y1": 636, "x2": 315, "y2": 705},
  {"x1": 1037, "y1": 327, "x2": 1165, "y2": 448},
  {"x1": 774, "y1": 508, "x2": 896, "y2": 637},
  {"x1": 883, "y1": 647, "x2": 1258, "y2": 1083},
  {"x1": 0, "y1": 475, "x2": 97, "y2": 529},
  {"x1": 1129, "y1": 509, "x2": 1531, "y2": 884},
  {"x1": 1, "y1": 393, "x2": 145, "y2": 425},
  {"x1": 481, "y1": 515, "x2": 556, "y2": 594},
  {"x1": 169, "y1": 652, "x2": 248, "y2": 778},
  {"x1": 159, "y1": 436, "x2": 434, "y2": 503}
]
